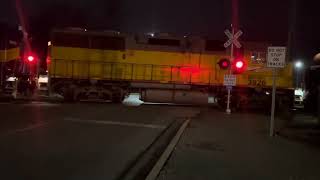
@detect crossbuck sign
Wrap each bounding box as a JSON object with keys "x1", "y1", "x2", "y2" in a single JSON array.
[{"x1": 224, "y1": 29, "x2": 243, "y2": 49}]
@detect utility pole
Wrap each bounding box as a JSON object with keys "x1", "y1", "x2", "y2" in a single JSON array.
[{"x1": 287, "y1": 0, "x2": 297, "y2": 62}]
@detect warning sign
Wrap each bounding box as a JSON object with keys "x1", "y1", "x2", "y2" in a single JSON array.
[
  {"x1": 224, "y1": 74, "x2": 237, "y2": 86},
  {"x1": 267, "y1": 47, "x2": 286, "y2": 68}
]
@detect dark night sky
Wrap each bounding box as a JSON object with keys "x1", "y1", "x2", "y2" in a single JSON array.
[{"x1": 0, "y1": 0, "x2": 319, "y2": 61}]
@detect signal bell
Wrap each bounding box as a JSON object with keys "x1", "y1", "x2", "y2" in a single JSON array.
[{"x1": 218, "y1": 58, "x2": 231, "y2": 70}]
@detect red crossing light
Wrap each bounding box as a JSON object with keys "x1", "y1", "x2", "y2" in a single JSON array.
[
  {"x1": 233, "y1": 58, "x2": 246, "y2": 74},
  {"x1": 27, "y1": 55, "x2": 34, "y2": 62},
  {"x1": 222, "y1": 61, "x2": 229, "y2": 68},
  {"x1": 218, "y1": 58, "x2": 231, "y2": 70},
  {"x1": 235, "y1": 61, "x2": 244, "y2": 69}
]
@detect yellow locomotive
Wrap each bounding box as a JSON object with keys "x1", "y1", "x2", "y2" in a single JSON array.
[
  {"x1": 0, "y1": 38, "x2": 20, "y2": 77},
  {"x1": 0, "y1": 39, "x2": 21, "y2": 95},
  {"x1": 48, "y1": 29, "x2": 294, "y2": 109}
]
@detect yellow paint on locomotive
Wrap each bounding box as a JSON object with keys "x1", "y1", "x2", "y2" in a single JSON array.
[
  {"x1": 49, "y1": 45, "x2": 293, "y2": 89},
  {"x1": 0, "y1": 48, "x2": 20, "y2": 62}
]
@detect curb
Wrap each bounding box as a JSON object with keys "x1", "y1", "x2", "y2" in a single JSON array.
[
  {"x1": 145, "y1": 118, "x2": 190, "y2": 180},
  {"x1": 116, "y1": 118, "x2": 187, "y2": 180}
]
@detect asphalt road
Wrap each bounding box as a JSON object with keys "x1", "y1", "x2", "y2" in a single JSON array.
[
  {"x1": 157, "y1": 109, "x2": 320, "y2": 180},
  {"x1": 0, "y1": 102, "x2": 199, "y2": 180}
]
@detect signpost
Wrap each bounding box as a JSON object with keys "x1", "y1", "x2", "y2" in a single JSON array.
[
  {"x1": 267, "y1": 46, "x2": 286, "y2": 137},
  {"x1": 224, "y1": 27, "x2": 242, "y2": 114},
  {"x1": 224, "y1": 74, "x2": 236, "y2": 107}
]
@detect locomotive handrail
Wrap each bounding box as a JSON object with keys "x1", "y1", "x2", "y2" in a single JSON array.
[
  {"x1": 49, "y1": 58, "x2": 216, "y2": 85},
  {"x1": 51, "y1": 58, "x2": 213, "y2": 70}
]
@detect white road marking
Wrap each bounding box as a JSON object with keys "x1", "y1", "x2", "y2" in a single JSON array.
[
  {"x1": 2, "y1": 122, "x2": 49, "y2": 137},
  {"x1": 64, "y1": 117, "x2": 166, "y2": 129},
  {"x1": 143, "y1": 102, "x2": 193, "y2": 106},
  {"x1": 0, "y1": 103, "x2": 10, "y2": 105},
  {"x1": 0, "y1": 102, "x2": 58, "y2": 106},
  {"x1": 145, "y1": 118, "x2": 191, "y2": 180},
  {"x1": 21, "y1": 102, "x2": 59, "y2": 107}
]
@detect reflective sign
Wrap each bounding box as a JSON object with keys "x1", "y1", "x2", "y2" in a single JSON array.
[
  {"x1": 267, "y1": 47, "x2": 286, "y2": 68},
  {"x1": 224, "y1": 74, "x2": 237, "y2": 86}
]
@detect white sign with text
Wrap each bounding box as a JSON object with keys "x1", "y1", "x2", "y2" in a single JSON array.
[
  {"x1": 267, "y1": 47, "x2": 286, "y2": 68},
  {"x1": 224, "y1": 74, "x2": 237, "y2": 86}
]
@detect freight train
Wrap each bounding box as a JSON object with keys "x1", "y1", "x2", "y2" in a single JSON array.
[
  {"x1": 304, "y1": 57, "x2": 320, "y2": 115},
  {"x1": 0, "y1": 22, "x2": 44, "y2": 98},
  {"x1": 0, "y1": 24, "x2": 21, "y2": 96},
  {"x1": 46, "y1": 29, "x2": 294, "y2": 109}
]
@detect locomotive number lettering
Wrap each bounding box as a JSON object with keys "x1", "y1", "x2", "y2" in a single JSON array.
[{"x1": 248, "y1": 79, "x2": 266, "y2": 86}]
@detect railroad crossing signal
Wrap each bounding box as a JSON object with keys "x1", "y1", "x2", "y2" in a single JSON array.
[
  {"x1": 224, "y1": 29, "x2": 243, "y2": 49},
  {"x1": 223, "y1": 27, "x2": 243, "y2": 115}
]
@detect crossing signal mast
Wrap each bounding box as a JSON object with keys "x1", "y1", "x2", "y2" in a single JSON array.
[{"x1": 222, "y1": 25, "x2": 244, "y2": 114}]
